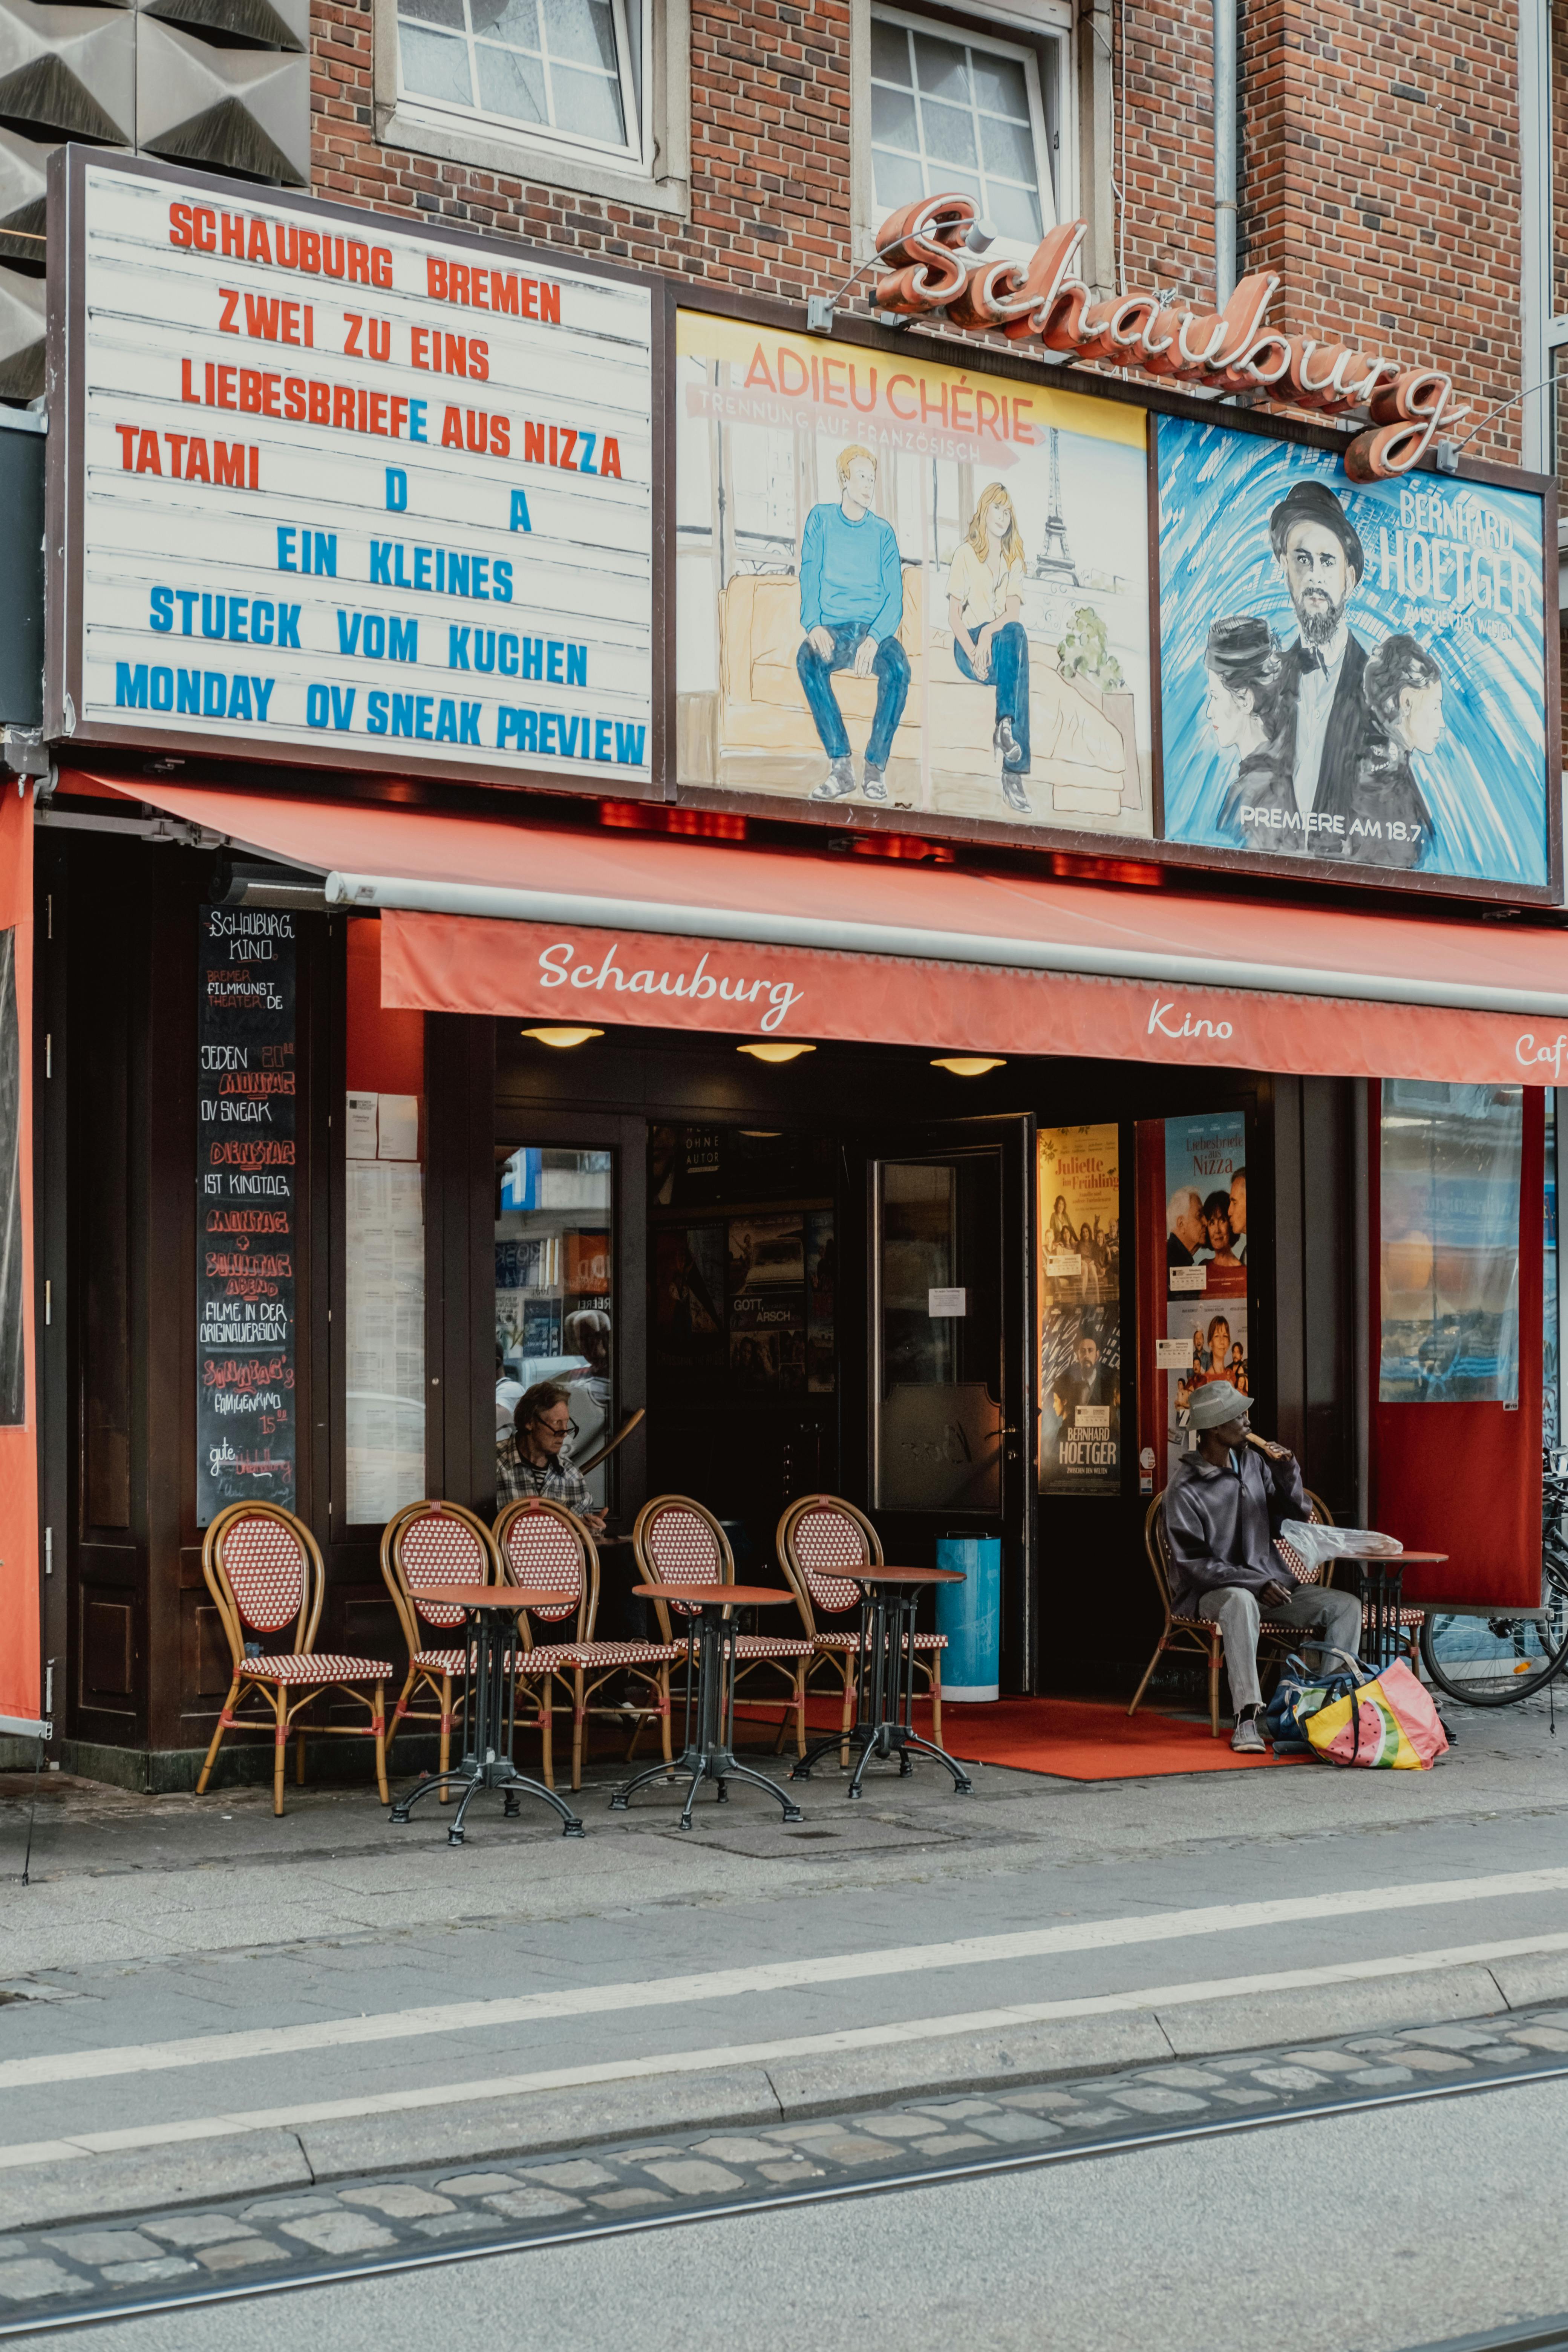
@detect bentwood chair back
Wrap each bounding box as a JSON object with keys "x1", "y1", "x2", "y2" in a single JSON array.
[
  {"x1": 381, "y1": 1501, "x2": 503, "y2": 1791},
  {"x1": 198, "y1": 1501, "x2": 391, "y2": 1816},
  {"x1": 494, "y1": 1497, "x2": 594, "y2": 1646},
  {"x1": 631, "y1": 1495, "x2": 734, "y2": 1644}
]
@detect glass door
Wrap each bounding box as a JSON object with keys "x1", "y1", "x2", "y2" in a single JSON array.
[
  {"x1": 873, "y1": 1149, "x2": 1005, "y2": 1514},
  {"x1": 495, "y1": 1143, "x2": 616, "y2": 1512}
]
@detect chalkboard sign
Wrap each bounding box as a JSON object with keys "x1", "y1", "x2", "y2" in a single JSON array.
[{"x1": 196, "y1": 907, "x2": 297, "y2": 1527}]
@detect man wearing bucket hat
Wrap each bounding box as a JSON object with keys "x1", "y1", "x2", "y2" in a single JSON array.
[{"x1": 1164, "y1": 1381, "x2": 1363, "y2": 1753}]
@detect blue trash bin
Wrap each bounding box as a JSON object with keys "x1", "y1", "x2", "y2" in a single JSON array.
[{"x1": 934, "y1": 1535, "x2": 1001, "y2": 1701}]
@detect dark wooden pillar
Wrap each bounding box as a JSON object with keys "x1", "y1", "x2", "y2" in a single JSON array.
[{"x1": 424, "y1": 1012, "x2": 494, "y2": 1511}]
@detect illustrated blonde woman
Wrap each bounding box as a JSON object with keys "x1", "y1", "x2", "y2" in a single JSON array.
[{"x1": 947, "y1": 482, "x2": 1031, "y2": 816}]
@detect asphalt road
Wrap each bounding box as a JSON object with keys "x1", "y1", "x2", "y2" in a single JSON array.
[{"x1": 14, "y1": 2070, "x2": 1568, "y2": 2352}]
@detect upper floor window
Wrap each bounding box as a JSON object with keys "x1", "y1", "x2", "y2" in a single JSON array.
[
  {"x1": 396, "y1": 0, "x2": 647, "y2": 164},
  {"x1": 869, "y1": 4, "x2": 1060, "y2": 250}
]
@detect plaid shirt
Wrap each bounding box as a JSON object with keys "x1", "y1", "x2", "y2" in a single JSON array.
[{"x1": 495, "y1": 1432, "x2": 591, "y2": 1512}]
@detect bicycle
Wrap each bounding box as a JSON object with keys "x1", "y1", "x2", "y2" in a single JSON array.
[{"x1": 1418, "y1": 1447, "x2": 1568, "y2": 1705}]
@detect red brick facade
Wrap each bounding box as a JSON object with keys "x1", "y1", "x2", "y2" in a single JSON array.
[{"x1": 311, "y1": 0, "x2": 1538, "y2": 464}]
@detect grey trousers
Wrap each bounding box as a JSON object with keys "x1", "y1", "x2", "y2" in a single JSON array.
[{"x1": 1196, "y1": 1580, "x2": 1364, "y2": 1713}]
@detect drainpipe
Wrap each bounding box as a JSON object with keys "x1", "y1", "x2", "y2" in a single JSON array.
[{"x1": 1213, "y1": 0, "x2": 1237, "y2": 303}]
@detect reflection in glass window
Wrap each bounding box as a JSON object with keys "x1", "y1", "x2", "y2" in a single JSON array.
[
  {"x1": 495, "y1": 1145, "x2": 615, "y2": 1509},
  {"x1": 1379, "y1": 1081, "x2": 1522, "y2": 1405},
  {"x1": 869, "y1": 8, "x2": 1055, "y2": 246},
  {"x1": 398, "y1": 0, "x2": 641, "y2": 158}
]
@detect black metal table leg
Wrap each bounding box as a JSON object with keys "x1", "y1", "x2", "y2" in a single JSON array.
[
  {"x1": 389, "y1": 1599, "x2": 585, "y2": 1840},
  {"x1": 612, "y1": 1607, "x2": 803, "y2": 1826},
  {"x1": 795, "y1": 1578, "x2": 974, "y2": 1795}
]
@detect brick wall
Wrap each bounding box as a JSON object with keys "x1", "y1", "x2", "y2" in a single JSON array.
[{"x1": 311, "y1": 0, "x2": 1530, "y2": 455}]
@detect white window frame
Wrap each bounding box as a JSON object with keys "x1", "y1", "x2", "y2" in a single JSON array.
[
  {"x1": 853, "y1": 0, "x2": 1073, "y2": 273},
  {"x1": 374, "y1": 0, "x2": 690, "y2": 216}
]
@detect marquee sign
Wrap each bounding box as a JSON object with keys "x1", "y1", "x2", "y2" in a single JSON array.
[
  {"x1": 873, "y1": 198, "x2": 1467, "y2": 482},
  {"x1": 44, "y1": 149, "x2": 654, "y2": 791}
]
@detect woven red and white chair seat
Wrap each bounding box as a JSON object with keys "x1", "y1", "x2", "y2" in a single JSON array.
[
  {"x1": 240, "y1": 1652, "x2": 393, "y2": 1683},
  {"x1": 809, "y1": 1629, "x2": 947, "y2": 1652},
  {"x1": 561, "y1": 1640, "x2": 685, "y2": 1668},
  {"x1": 729, "y1": 1632, "x2": 813, "y2": 1659},
  {"x1": 1172, "y1": 1613, "x2": 1322, "y2": 1643},
  {"x1": 410, "y1": 1646, "x2": 519, "y2": 1675}
]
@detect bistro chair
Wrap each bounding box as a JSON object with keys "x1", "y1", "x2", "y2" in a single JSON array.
[
  {"x1": 494, "y1": 1496, "x2": 681, "y2": 1789},
  {"x1": 632, "y1": 1495, "x2": 814, "y2": 1757},
  {"x1": 197, "y1": 1501, "x2": 392, "y2": 1817},
  {"x1": 382, "y1": 1501, "x2": 505, "y2": 1798},
  {"x1": 777, "y1": 1494, "x2": 946, "y2": 1764}
]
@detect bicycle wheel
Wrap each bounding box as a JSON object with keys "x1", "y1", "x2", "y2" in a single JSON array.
[{"x1": 1419, "y1": 1542, "x2": 1568, "y2": 1704}]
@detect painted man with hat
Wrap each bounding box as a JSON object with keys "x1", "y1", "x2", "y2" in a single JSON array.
[
  {"x1": 1269, "y1": 478, "x2": 1376, "y2": 851},
  {"x1": 1164, "y1": 1381, "x2": 1363, "y2": 1752}
]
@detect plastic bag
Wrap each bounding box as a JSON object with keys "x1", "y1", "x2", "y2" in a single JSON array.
[{"x1": 1277, "y1": 1521, "x2": 1403, "y2": 1573}]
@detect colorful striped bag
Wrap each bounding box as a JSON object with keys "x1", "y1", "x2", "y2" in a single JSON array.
[{"x1": 1303, "y1": 1658, "x2": 1449, "y2": 1770}]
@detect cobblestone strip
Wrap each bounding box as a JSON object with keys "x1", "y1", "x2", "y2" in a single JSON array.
[{"x1": 3, "y1": 2008, "x2": 1567, "y2": 2322}]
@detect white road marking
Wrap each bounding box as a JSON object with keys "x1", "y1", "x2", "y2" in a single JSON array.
[
  {"x1": 7, "y1": 1870, "x2": 1568, "y2": 2094},
  {"x1": 2, "y1": 1928, "x2": 1562, "y2": 2173}
]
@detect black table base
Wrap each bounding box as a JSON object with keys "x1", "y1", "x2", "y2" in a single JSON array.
[
  {"x1": 794, "y1": 1586, "x2": 974, "y2": 1798},
  {"x1": 1358, "y1": 1564, "x2": 1407, "y2": 1676},
  {"x1": 390, "y1": 1605, "x2": 584, "y2": 1843},
  {"x1": 611, "y1": 1614, "x2": 804, "y2": 1831}
]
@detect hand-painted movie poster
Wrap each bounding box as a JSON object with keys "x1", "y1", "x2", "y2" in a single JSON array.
[
  {"x1": 1038, "y1": 1125, "x2": 1121, "y2": 1493},
  {"x1": 675, "y1": 312, "x2": 1152, "y2": 840},
  {"x1": 1162, "y1": 1114, "x2": 1249, "y2": 1468},
  {"x1": 1158, "y1": 415, "x2": 1551, "y2": 889}
]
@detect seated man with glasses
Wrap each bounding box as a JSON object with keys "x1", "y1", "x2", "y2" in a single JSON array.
[{"x1": 496, "y1": 1379, "x2": 606, "y2": 1534}]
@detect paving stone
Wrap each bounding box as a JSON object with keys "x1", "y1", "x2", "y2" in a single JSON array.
[
  {"x1": 1054, "y1": 2106, "x2": 1126, "y2": 2128},
  {"x1": 1480, "y1": 2043, "x2": 1535, "y2": 2063},
  {"x1": 100, "y1": 2257, "x2": 198, "y2": 2286},
  {"x1": 1108, "y1": 2087, "x2": 1208, "y2": 2115},
  {"x1": 853, "y1": 2115, "x2": 934, "y2": 2140},
  {"x1": 692, "y1": 2135, "x2": 787, "y2": 2162},
  {"x1": 483, "y1": 2188, "x2": 582, "y2": 2221},
  {"x1": 801, "y1": 2134, "x2": 905, "y2": 2164},
  {"x1": 993, "y1": 2089, "x2": 1084, "y2": 2111},
  {"x1": 1507, "y1": 2026, "x2": 1568, "y2": 2050},
  {"x1": 642, "y1": 2158, "x2": 746, "y2": 2194},
  {"x1": 339, "y1": 2185, "x2": 454, "y2": 2219},
  {"x1": 436, "y1": 2172, "x2": 522, "y2": 2196},
  {"x1": 759, "y1": 2161, "x2": 822, "y2": 2181},
  {"x1": 913, "y1": 2133, "x2": 990, "y2": 2154},
  {"x1": 194, "y1": 2241, "x2": 290, "y2": 2275},
  {"x1": 1279, "y1": 2049, "x2": 1367, "y2": 2073},
  {"x1": 1209, "y1": 2053, "x2": 1275, "y2": 2072},
  {"x1": 0, "y1": 2259, "x2": 93, "y2": 2304},
  {"x1": 590, "y1": 2187, "x2": 671, "y2": 2211},
  {"x1": 912, "y1": 2098, "x2": 1004, "y2": 2118},
  {"x1": 410, "y1": 2213, "x2": 505, "y2": 2240},
  {"x1": 1400, "y1": 2026, "x2": 1504, "y2": 2052},
  {"x1": 1344, "y1": 2038, "x2": 1407, "y2": 2056},
  {"x1": 280, "y1": 2212, "x2": 398, "y2": 2256},
  {"x1": 144, "y1": 2215, "x2": 259, "y2": 2250},
  {"x1": 1251, "y1": 2065, "x2": 1329, "y2": 2092},
  {"x1": 239, "y1": 2194, "x2": 339, "y2": 2223},
  {"x1": 41, "y1": 2228, "x2": 163, "y2": 2264},
  {"x1": 523, "y1": 2160, "x2": 618, "y2": 2190},
  {"x1": 1349, "y1": 2065, "x2": 1415, "y2": 2086},
  {"x1": 1213, "y1": 2087, "x2": 1273, "y2": 2106},
  {"x1": 1392, "y1": 2050, "x2": 1472, "y2": 2073},
  {"x1": 1138, "y1": 2067, "x2": 1228, "y2": 2089},
  {"x1": 966, "y1": 2111, "x2": 1063, "y2": 2145}
]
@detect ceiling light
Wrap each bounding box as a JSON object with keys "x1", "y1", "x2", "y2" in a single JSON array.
[
  {"x1": 932, "y1": 1056, "x2": 1006, "y2": 1077},
  {"x1": 737, "y1": 1041, "x2": 816, "y2": 1063},
  {"x1": 741, "y1": 1130, "x2": 782, "y2": 1138},
  {"x1": 522, "y1": 1026, "x2": 604, "y2": 1049}
]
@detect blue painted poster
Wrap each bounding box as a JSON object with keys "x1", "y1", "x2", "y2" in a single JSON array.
[{"x1": 1156, "y1": 415, "x2": 1551, "y2": 888}]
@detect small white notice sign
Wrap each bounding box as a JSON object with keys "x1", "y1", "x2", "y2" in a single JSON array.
[
  {"x1": 1075, "y1": 1406, "x2": 1111, "y2": 1431},
  {"x1": 1155, "y1": 1338, "x2": 1192, "y2": 1370},
  {"x1": 928, "y1": 1287, "x2": 968, "y2": 1318},
  {"x1": 1044, "y1": 1253, "x2": 1081, "y2": 1278},
  {"x1": 377, "y1": 1093, "x2": 420, "y2": 1161},
  {"x1": 1170, "y1": 1265, "x2": 1208, "y2": 1294},
  {"x1": 346, "y1": 1091, "x2": 379, "y2": 1158}
]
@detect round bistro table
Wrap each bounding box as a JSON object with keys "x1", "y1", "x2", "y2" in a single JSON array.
[
  {"x1": 613, "y1": 1582, "x2": 806, "y2": 1832},
  {"x1": 1332, "y1": 1550, "x2": 1447, "y2": 1673},
  {"x1": 793, "y1": 1565, "x2": 975, "y2": 1799},
  {"x1": 387, "y1": 1585, "x2": 586, "y2": 1843}
]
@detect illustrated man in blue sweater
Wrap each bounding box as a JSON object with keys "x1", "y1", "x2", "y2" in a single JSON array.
[{"x1": 796, "y1": 444, "x2": 909, "y2": 803}]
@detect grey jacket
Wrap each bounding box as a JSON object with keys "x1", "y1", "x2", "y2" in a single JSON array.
[{"x1": 1163, "y1": 1442, "x2": 1306, "y2": 1613}]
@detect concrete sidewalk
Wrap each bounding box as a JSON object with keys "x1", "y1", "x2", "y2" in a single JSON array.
[{"x1": 3, "y1": 1696, "x2": 1566, "y2": 2236}]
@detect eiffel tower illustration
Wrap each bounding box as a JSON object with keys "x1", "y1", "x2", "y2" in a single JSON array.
[{"x1": 1033, "y1": 427, "x2": 1079, "y2": 585}]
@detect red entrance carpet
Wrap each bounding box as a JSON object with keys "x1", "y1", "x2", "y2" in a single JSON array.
[{"x1": 733, "y1": 1694, "x2": 1298, "y2": 1779}]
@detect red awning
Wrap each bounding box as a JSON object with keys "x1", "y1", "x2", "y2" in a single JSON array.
[{"x1": 72, "y1": 771, "x2": 1568, "y2": 1085}]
